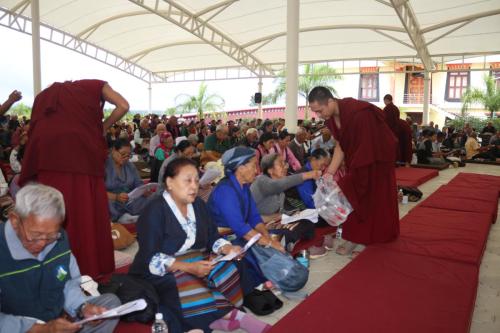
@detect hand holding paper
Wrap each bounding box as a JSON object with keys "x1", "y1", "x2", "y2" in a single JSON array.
[
  {"x1": 74, "y1": 299, "x2": 147, "y2": 325},
  {"x1": 211, "y1": 233, "x2": 261, "y2": 265}
]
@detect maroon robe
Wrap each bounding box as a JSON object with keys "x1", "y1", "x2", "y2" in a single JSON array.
[
  {"x1": 326, "y1": 98, "x2": 399, "y2": 244},
  {"x1": 20, "y1": 80, "x2": 115, "y2": 278},
  {"x1": 383, "y1": 102, "x2": 401, "y2": 161},
  {"x1": 398, "y1": 119, "x2": 413, "y2": 164}
]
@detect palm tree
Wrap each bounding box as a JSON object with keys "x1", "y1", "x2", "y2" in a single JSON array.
[
  {"x1": 270, "y1": 64, "x2": 341, "y2": 119},
  {"x1": 166, "y1": 107, "x2": 178, "y2": 116},
  {"x1": 175, "y1": 83, "x2": 225, "y2": 119},
  {"x1": 462, "y1": 74, "x2": 500, "y2": 119}
]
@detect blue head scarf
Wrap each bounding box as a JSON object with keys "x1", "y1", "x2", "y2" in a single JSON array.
[{"x1": 221, "y1": 147, "x2": 256, "y2": 173}]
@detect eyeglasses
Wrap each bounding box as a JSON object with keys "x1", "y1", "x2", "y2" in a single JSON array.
[{"x1": 19, "y1": 220, "x2": 62, "y2": 243}]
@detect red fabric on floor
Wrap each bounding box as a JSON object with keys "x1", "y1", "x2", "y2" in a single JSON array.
[
  {"x1": 268, "y1": 247, "x2": 478, "y2": 333},
  {"x1": 395, "y1": 167, "x2": 438, "y2": 186},
  {"x1": 419, "y1": 195, "x2": 497, "y2": 223},
  {"x1": 447, "y1": 173, "x2": 500, "y2": 195},
  {"x1": 115, "y1": 321, "x2": 151, "y2": 333},
  {"x1": 432, "y1": 185, "x2": 499, "y2": 203},
  {"x1": 375, "y1": 207, "x2": 491, "y2": 266}
]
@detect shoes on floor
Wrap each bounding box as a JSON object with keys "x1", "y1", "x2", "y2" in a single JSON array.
[{"x1": 308, "y1": 245, "x2": 327, "y2": 259}]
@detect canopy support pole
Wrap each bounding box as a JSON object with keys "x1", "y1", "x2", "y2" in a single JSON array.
[
  {"x1": 148, "y1": 79, "x2": 152, "y2": 114},
  {"x1": 284, "y1": 0, "x2": 299, "y2": 133},
  {"x1": 423, "y1": 71, "x2": 430, "y2": 125},
  {"x1": 31, "y1": 0, "x2": 41, "y2": 95}
]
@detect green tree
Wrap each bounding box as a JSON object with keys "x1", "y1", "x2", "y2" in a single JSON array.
[
  {"x1": 461, "y1": 74, "x2": 500, "y2": 119},
  {"x1": 269, "y1": 64, "x2": 341, "y2": 119},
  {"x1": 166, "y1": 107, "x2": 178, "y2": 116},
  {"x1": 175, "y1": 83, "x2": 225, "y2": 119},
  {"x1": 8, "y1": 103, "x2": 32, "y2": 118}
]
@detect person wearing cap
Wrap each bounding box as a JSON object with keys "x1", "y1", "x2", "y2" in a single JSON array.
[
  {"x1": 207, "y1": 147, "x2": 285, "y2": 293},
  {"x1": 251, "y1": 153, "x2": 328, "y2": 258},
  {"x1": 202, "y1": 125, "x2": 231, "y2": 165}
]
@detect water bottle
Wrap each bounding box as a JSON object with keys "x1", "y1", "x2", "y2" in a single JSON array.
[{"x1": 152, "y1": 313, "x2": 168, "y2": 333}]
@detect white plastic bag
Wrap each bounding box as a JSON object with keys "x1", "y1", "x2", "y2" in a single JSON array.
[{"x1": 312, "y1": 176, "x2": 353, "y2": 227}]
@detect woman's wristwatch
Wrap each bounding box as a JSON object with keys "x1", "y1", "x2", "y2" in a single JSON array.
[{"x1": 76, "y1": 302, "x2": 89, "y2": 320}]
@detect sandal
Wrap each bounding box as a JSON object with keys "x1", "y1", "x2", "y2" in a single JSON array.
[
  {"x1": 350, "y1": 245, "x2": 366, "y2": 259},
  {"x1": 335, "y1": 241, "x2": 358, "y2": 256}
]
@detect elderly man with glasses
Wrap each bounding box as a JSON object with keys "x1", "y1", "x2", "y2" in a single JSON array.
[{"x1": 0, "y1": 184, "x2": 120, "y2": 333}]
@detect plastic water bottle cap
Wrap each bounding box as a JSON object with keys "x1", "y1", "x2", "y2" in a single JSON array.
[{"x1": 155, "y1": 313, "x2": 163, "y2": 320}]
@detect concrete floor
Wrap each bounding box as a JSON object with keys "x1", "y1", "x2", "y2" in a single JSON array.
[{"x1": 120, "y1": 164, "x2": 500, "y2": 333}]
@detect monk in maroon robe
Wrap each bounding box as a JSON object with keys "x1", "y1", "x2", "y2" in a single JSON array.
[
  {"x1": 398, "y1": 118, "x2": 413, "y2": 166},
  {"x1": 383, "y1": 94, "x2": 401, "y2": 161},
  {"x1": 20, "y1": 80, "x2": 129, "y2": 277},
  {"x1": 308, "y1": 87, "x2": 399, "y2": 254}
]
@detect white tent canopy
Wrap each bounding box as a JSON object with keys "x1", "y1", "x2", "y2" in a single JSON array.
[{"x1": 1, "y1": 0, "x2": 499, "y2": 83}]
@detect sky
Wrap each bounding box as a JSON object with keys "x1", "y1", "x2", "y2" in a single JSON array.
[{"x1": 0, "y1": 26, "x2": 281, "y2": 113}]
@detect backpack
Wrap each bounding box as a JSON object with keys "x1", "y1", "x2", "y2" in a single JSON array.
[{"x1": 251, "y1": 245, "x2": 309, "y2": 292}]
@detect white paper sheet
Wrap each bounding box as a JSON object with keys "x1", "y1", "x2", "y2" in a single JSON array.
[
  {"x1": 210, "y1": 233, "x2": 261, "y2": 265},
  {"x1": 281, "y1": 209, "x2": 319, "y2": 224},
  {"x1": 128, "y1": 183, "x2": 158, "y2": 202},
  {"x1": 199, "y1": 168, "x2": 222, "y2": 186},
  {"x1": 74, "y1": 299, "x2": 147, "y2": 325}
]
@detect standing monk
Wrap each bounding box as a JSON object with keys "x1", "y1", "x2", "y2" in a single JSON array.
[
  {"x1": 308, "y1": 87, "x2": 399, "y2": 255},
  {"x1": 398, "y1": 118, "x2": 413, "y2": 166},
  {"x1": 20, "y1": 80, "x2": 129, "y2": 277},
  {"x1": 383, "y1": 94, "x2": 400, "y2": 162}
]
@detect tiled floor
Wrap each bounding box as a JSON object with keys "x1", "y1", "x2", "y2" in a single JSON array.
[{"x1": 121, "y1": 164, "x2": 500, "y2": 332}]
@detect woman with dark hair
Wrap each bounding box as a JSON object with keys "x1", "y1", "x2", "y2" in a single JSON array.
[
  {"x1": 255, "y1": 132, "x2": 276, "y2": 174},
  {"x1": 157, "y1": 139, "x2": 196, "y2": 193},
  {"x1": 270, "y1": 130, "x2": 302, "y2": 172},
  {"x1": 105, "y1": 139, "x2": 152, "y2": 222},
  {"x1": 294, "y1": 148, "x2": 336, "y2": 253},
  {"x1": 106, "y1": 124, "x2": 120, "y2": 148},
  {"x1": 130, "y1": 157, "x2": 271, "y2": 333}
]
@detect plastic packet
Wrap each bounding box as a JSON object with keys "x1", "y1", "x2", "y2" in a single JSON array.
[{"x1": 312, "y1": 176, "x2": 353, "y2": 227}]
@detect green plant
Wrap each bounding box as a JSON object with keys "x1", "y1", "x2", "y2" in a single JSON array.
[
  {"x1": 461, "y1": 74, "x2": 500, "y2": 119},
  {"x1": 8, "y1": 103, "x2": 32, "y2": 118},
  {"x1": 446, "y1": 116, "x2": 500, "y2": 132},
  {"x1": 269, "y1": 64, "x2": 341, "y2": 119},
  {"x1": 175, "y1": 83, "x2": 225, "y2": 119},
  {"x1": 248, "y1": 93, "x2": 275, "y2": 107},
  {"x1": 166, "y1": 107, "x2": 178, "y2": 116}
]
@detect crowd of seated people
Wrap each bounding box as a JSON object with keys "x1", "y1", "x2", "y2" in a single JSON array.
[{"x1": 1, "y1": 84, "x2": 499, "y2": 333}]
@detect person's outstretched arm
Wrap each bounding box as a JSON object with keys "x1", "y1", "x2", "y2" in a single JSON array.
[
  {"x1": 326, "y1": 143, "x2": 344, "y2": 175},
  {"x1": 0, "y1": 90, "x2": 22, "y2": 116},
  {"x1": 102, "y1": 84, "x2": 129, "y2": 131}
]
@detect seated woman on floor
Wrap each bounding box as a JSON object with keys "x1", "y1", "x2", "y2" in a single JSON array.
[
  {"x1": 270, "y1": 130, "x2": 302, "y2": 172},
  {"x1": 105, "y1": 139, "x2": 152, "y2": 222},
  {"x1": 294, "y1": 148, "x2": 338, "y2": 253},
  {"x1": 250, "y1": 153, "x2": 328, "y2": 258},
  {"x1": 255, "y1": 132, "x2": 276, "y2": 174},
  {"x1": 208, "y1": 147, "x2": 286, "y2": 295},
  {"x1": 129, "y1": 158, "x2": 271, "y2": 333}
]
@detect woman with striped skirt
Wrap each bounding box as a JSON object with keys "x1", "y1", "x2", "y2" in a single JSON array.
[{"x1": 130, "y1": 157, "x2": 271, "y2": 333}]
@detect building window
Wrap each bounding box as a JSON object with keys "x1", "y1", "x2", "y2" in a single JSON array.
[
  {"x1": 445, "y1": 71, "x2": 470, "y2": 102},
  {"x1": 359, "y1": 73, "x2": 379, "y2": 101}
]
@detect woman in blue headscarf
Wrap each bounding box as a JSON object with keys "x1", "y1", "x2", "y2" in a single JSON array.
[{"x1": 207, "y1": 147, "x2": 285, "y2": 296}]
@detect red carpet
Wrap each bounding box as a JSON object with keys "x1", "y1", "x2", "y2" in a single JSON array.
[
  {"x1": 268, "y1": 172, "x2": 499, "y2": 333},
  {"x1": 268, "y1": 247, "x2": 478, "y2": 333},
  {"x1": 395, "y1": 167, "x2": 438, "y2": 187},
  {"x1": 375, "y1": 207, "x2": 491, "y2": 266}
]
